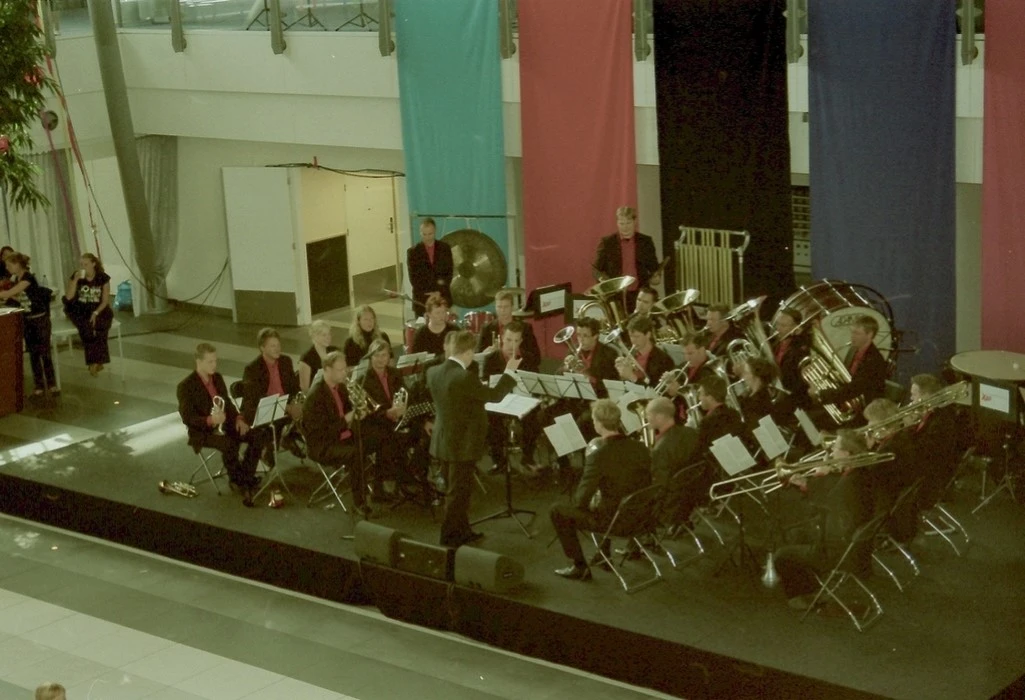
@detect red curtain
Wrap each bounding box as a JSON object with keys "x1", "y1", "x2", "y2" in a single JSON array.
[
  {"x1": 982, "y1": 1, "x2": 1025, "y2": 352},
  {"x1": 519, "y1": 0, "x2": 637, "y2": 354}
]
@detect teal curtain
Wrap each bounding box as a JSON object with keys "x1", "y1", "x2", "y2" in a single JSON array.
[{"x1": 395, "y1": 0, "x2": 509, "y2": 272}]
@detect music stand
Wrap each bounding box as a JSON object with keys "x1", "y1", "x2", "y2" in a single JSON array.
[
  {"x1": 286, "y1": 0, "x2": 327, "y2": 30},
  {"x1": 708, "y1": 435, "x2": 760, "y2": 578},
  {"x1": 336, "y1": 0, "x2": 378, "y2": 30},
  {"x1": 475, "y1": 393, "x2": 542, "y2": 538},
  {"x1": 251, "y1": 394, "x2": 291, "y2": 502}
]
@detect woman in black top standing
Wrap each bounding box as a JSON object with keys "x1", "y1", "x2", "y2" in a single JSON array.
[
  {"x1": 63, "y1": 252, "x2": 113, "y2": 376},
  {"x1": 0, "y1": 252, "x2": 56, "y2": 395},
  {"x1": 344, "y1": 304, "x2": 391, "y2": 368},
  {"x1": 298, "y1": 319, "x2": 340, "y2": 393}
]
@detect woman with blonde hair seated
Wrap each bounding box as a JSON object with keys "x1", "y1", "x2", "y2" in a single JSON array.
[
  {"x1": 35, "y1": 682, "x2": 66, "y2": 700},
  {"x1": 298, "y1": 319, "x2": 339, "y2": 392},
  {"x1": 344, "y1": 304, "x2": 391, "y2": 368}
]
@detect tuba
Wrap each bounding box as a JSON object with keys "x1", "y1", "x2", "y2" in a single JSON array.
[
  {"x1": 554, "y1": 325, "x2": 586, "y2": 373},
  {"x1": 799, "y1": 324, "x2": 859, "y2": 425},
  {"x1": 580, "y1": 276, "x2": 635, "y2": 330},
  {"x1": 650, "y1": 289, "x2": 701, "y2": 343},
  {"x1": 724, "y1": 296, "x2": 776, "y2": 367}
]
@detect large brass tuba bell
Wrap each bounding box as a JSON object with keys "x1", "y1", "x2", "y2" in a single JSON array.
[{"x1": 799, "y1": 324, "x2": 859, "y2": 424}]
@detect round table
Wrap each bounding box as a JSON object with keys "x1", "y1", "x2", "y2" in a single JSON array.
[{"x1": 950, "y1": 350, "x2": 1025, "y2": 382}]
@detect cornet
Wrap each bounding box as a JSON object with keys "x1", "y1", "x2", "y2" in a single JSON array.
[
  {"x1": 606, "y1": 327, "x2": 649, "y2": 383},
  {"x1": 211, "y1": 395, "x2": 226, "y2": 436}
]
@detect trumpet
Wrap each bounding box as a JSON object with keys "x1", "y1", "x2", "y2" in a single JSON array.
[
  {"x1": 606, "y1": 327, "x2": 649, "y2": 383},
  {"x1": 158, "y1": 480, "x2": 198, "y2": 498},
  {"x1": 708, "y1": 450, "x2": 895, "y2": 501},
  {"x1": 554, "y1": 325, "x2": 586, "y2": 373}
]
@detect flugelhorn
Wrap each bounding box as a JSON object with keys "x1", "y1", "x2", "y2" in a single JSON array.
[{"x1": 554, "y1": 325, "x2": 586, "y2": 373}]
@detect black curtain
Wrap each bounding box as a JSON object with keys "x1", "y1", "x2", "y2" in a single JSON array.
[{"x1": 653, "y1": 0, "x2": 794, "y2": 305}]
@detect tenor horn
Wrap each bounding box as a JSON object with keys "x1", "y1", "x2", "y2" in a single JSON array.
[{"x1": 554, "y1": 325, "x2": 585, "y2": 373}]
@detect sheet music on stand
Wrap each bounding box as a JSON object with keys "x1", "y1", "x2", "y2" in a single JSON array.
[
  {"x1": 543, "y1": 413, "x2": 588, "y2": 457},
  {"x1": 485, "y1": 393, "x2": 542, "y2": 418},
  {"x1": 603, "y1": 379, "x2": 656, "y2": 402},
  {"x1": 615, "y1": 391, "x2": 648, "y2": 435},
  {"x1": 710, "y1": 434, "x2": 757, "y2": 476},
  {"x1": 489, "y1": 371, "x2": 532, "y2": 396},
  {"x1": 562, "y1": 373, "x2": 598, "y2": 401},
  {"x1": 515, "y1": 370, "x2": 545, "y2": 397},
  {"x1": 397, "y1": 352, "x2": 435, "y2": 369},
  {"x1": 752, "y1": 415, "x2": 790, "y2": 460},
  {"x1": 253, "y1": 394, "x2": 288, "y2": 428},
  {"x1": 794, "y1": 409, "x2": 823, "y2": 447}
]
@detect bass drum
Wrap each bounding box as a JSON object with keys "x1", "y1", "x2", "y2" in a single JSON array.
[
  {"x1": 773, "y1": 280, "x2": 896, "y2": 361},
  {"x1": 462, "y1": 310, "x2": 495, "y2": 335}
]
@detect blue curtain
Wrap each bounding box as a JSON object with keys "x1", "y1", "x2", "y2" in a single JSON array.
[
  {"x1": 394, "y1": 0, "x2": 509, "y2": 268},
  {"x1": 809, "y1": 0, "x2": 955, "y2": 377}
]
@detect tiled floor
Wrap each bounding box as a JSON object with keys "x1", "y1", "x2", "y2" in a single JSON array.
[{"x1": 0, "y1": 515, "x2": 667, "y2": 700}]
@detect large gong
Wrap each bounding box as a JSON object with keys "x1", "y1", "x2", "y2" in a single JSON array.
[{"x1": 445, "y1": 228, "x2": 508, "y2": 308}]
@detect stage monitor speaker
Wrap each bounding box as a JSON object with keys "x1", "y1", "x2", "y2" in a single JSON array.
[
  {"x1": 454, "y1": 547, "x2": 525, "y2": 593},
  {"x1": 394, "y1": 538, "x2": 454, "y2": 581},
  {"x1": 354, "y1": 521, "x2": 406, "y2": 567}
]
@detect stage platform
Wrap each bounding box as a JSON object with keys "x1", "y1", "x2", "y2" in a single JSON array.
[{"x1": 1, "y1": 413, "x2": 1024, "y2": 700}]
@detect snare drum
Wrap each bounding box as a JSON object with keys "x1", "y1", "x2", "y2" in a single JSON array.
[
  {"x1": 447, "y1": 311, "x2": 460, "y2": 328},
  {"x1": 403, "y1": 321, "x2": 419, "y2": 355},
  {"x1": 462, "y1": 310, "x2": 496, "y2": 334},
  {"x1": 774, "y1": 280, "x2": 895, "y2": 359}
]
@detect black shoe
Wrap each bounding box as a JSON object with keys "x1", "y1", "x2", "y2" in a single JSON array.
[
  {"x1": 242, "y1": 489, "x2": 255, "y2": 508},
  {"x1": 246, "y1": 475, "x2": 263, "y2": 489},
  {"x1": 614, "y1": 546, "x2": 644, "y2": 561},
  {"x1": 555, "y1": 564, "x2": 592, "y2": 581},
  {"x1": 588, "y1": 552, "x2": 612, "y2": 571}
]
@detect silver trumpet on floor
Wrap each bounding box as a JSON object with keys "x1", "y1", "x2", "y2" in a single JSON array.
[{"x1": 158, "y1": 480, "x2": 198, "y2": 498}]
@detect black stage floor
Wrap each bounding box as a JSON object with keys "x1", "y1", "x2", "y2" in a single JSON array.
[{"x1": 1, "y1": 414, "x2": 1024, "y2": 699}]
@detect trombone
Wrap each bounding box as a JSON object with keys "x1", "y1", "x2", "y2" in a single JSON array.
[
  {"x1": 708, "y1": 450, "x2": 895, "y2": 501},
  {"x1": 858, "y1": 380, "x2": 970, "y2": 443}
]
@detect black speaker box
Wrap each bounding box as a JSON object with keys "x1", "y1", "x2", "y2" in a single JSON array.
[
  {"x1": 454, "y1": 546, "x2": 525, "y2": 593},
  {"x1": 354, "y1": 521, "x2": 406, "y2": 567},
  {"x1": 394, "y1": 538, "x2": 454, "y2": 581}
]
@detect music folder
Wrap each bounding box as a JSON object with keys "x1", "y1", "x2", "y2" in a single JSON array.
[
  {"x1": 794, "y1": 409, "x2": 823, "y2": 447},
  {"x1": 397, "y1": 352, "x2": 434, "y2": 369},
  {"x1": 709, "y1": 434, "x2": 756, "y2": 476},
  {"x1": 752, "y1": 415, "x2": 789, "y2": 460},
  {"x1": 253, "y1": 393, "x2": 288, "y2": 428},
  {"x1": 543, "y1": 413, "x2": 588, "y2": 457},
  {"x1": 485, "y1": 393, "x2": 541, "y2": 419}
]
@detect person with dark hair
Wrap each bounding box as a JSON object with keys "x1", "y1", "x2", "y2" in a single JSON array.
[
  {"x1": 703, "y1": 303, "x2": 742, "y2": 356},
  {"x1": 484, "y1": 321, "x2": 542, "y2": 474},
  {"x1": 694, "y1": 374, "x2": 743, "y2": 460},
  {"x1": 615, "y1": 315, "x2": 675, "y2": 388},
  {"x1": 359, "y1": 338, "x2": 411, "y2": 502},
  {"x1": 412, "y1": 293, "x2": 459, "y2": 356},
  {"x1": 592, "y1": 206, "x2": 661, "y2": 310},
  {"x1": 0, "y1": 252, "x2": 56, "y2": 395},
  {"x1": 428, "y1": 330, "x2": 519, "y2": 547},
  {"x1": 549, "y1": 398, "x2": 652, "y2": 580},
  {"x1": 738, "y1": 357, "x2": 780, "y2": 430},
  {"x1": 407, "y1": 217, "x2": 453, "y2": 316},
  {"x1": 814, "y1": 315, "x2": 887, "y2": 423},
  {"x1": 177, "y1": 343, "x2": 260, "y2": 505},
  {"x1": 772, "y1": 307, "x2": 811, "y2": 408},
  {"x1": 0, "y1": 245, "x2": 14, "y2": 289},
  {"x1": 568, "y1": 316, "x2": 619, "y2": 397},
  {"x1": 663, "y1": 330, "x2": 715, "y2": 401},
  {"x1": 634, "y1": 286, "x2": 659, "y2": 316},
  {"x1": 476, "y1": 289, "x2": 541, "y2": 369},
  {"x1": 63, "y1": 252, "x2": 113, "y2": 376},
  {"x1": 242, "y1": 327, "x2": 303, "y2": 466}
]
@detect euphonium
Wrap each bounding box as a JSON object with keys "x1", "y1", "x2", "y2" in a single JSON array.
[
  {"x1": 724, "y1": 296, "x2": 776, "y2": 367},
  {"x1": 799, "y1": 324, "x2": 859, "y2": 424},
  {"x1": 554, "y1": 325, "x2": 586, "y2": 373}
]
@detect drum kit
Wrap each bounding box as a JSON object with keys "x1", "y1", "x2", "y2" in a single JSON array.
[{"x1": 401, "y1": 287, "x2": 526, "y2": 354}]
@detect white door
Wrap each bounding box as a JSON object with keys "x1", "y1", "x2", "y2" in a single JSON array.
[
  {"x1": 345, "y1": 175, "x2": 399, "y2": 306},
  {"x1": 222, "y1": 167, "x2": 302, "y2": 326}
]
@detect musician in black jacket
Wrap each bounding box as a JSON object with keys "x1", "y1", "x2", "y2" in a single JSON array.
[
  {"x1": 484, "y1": 322, "x2": 541, "y2": 474},
  {"x1": 772, "y1": 307, "x2": 811, "y2": 408},
  {"x1": 241, "y1": 328, "x2": 303, "y2": 466},
  {"x1": 476, "y1": 289, "x2": 541, "y2": 370},
  {"x1": 615, "y1": 316, "x2": 675, "y2": 389},
  {"x1": 737, "y1": 357, "x2": 779, "y2": 431},
  {"x1": 428, "y1": 330, "x2": 520, "y2": 547},
  {"x1": 550, "y1": 399, "x2": 652, "y2": 580},
  {"x1": 703, "y1": 304, "x2": 743, "y2": 358},
  {"x1": 303, "y1": 351, "x2": 363, "y2": 513},
  {"x1": 359, "y1": 339, "x2": 410, "y2": 502},
  {"x1": 407, "y1": 217, "x2": 453, "y2": 316},
  {"x1": 815, "y1": 315, "x2": 887, "y2": 423},
  {"x1": 177, "y1": 343, "x2": 259, "y2": 505},
  {"x1": 908, "y1": 374, "x2": 964, "y2": 512},
  {"x1": 695, "y1": 375, "x2": 744, "y2": 462},
  {"x1": 592, "y1": 206, "x2": 661, "y2": 310}
]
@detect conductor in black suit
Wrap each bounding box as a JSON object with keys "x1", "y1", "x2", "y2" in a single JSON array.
[
  {"x1": 550, "y1": 399, "x2": 652, "y2": 580},
  {"x1": 815, "y1": 315, "x2": 887, "y2": 425},
  {"x1": 407, "y1": 217, "x2": 454, "y2": 317},
  {"x1": 592, "y1": 206, "x2": 661, "y2": 310},
  {"x1": 428, "y1": 330, "x2": 520, "y2": 547},
  {"x1": 177, "y1": 343, "x2": 260, "y2": 505}
]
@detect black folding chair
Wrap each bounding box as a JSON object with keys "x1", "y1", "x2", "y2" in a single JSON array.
[
  {"x1": 872, "y1": 479, "x2": 923, "y2": 592},
  {"x1": 587, "y1": 484, "x2": 666, "y2": 593},
  {"x1": 654, "y1": 462, "x2": 710, "y2": 567}
]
